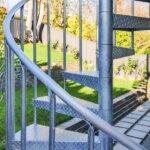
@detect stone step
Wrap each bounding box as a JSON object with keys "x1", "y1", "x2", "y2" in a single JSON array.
[{"x1": 12, "y1": 124, "x2": 100, "y2": 150}]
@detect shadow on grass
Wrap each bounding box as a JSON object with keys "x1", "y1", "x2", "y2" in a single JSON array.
[
  {"x1": 0, "y1": 79, "x2": 145, "y2": 150},
  {"x1": 59, "y1": 80, "x2": 140, "y2": 104}
]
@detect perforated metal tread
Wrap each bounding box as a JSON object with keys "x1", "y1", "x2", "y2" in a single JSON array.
[
  {"x1": 33, "y1": 96, "x2": 98, "y2": 118},
  {"x1": 135, "y1": 0, "x2": 150, "y2": 3},
  {"x1": 98, "y1": 46, "x2": 134, "y2": 59},
  {"x1": 112, "y1": 47, "x2": 134, "y2": 59},
  {"x1": 113, "y1": 14, "x2": 150, "y2": 31},
  {"x1": 33, "y1": 93, "x2": 142, "y2": 121},
  {"x1": 12, "y1": 124, "x2": 100, "y2": 150},
  {"x1": 63, "y1": 71, "x2": 98, "y2": 90}
]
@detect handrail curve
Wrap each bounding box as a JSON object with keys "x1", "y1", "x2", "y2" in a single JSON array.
[{"x1": 4, "y1": 1, "x2": 147, "y2": 150}]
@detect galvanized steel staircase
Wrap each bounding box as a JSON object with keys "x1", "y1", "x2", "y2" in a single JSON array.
[{"x1": 4, "y1": 0, "x2": 149, "y2": 150}]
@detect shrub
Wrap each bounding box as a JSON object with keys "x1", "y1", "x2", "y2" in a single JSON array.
[
  {"x1": 83, "y1": 60, "x2": 94, "y2": 71},
  {"x1": 52, "y1": 41, "x2": 59, "y2": 49},
  {"x1": 126, "y1": 57, "x2": 138, "y2": 75},
  {"x1": 70, "y1": 48, "x2": 79, "y2": 59}
]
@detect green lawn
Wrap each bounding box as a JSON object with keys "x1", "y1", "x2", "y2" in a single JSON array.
[
  {"x1": 22, "y1": 43, "x2": 77, "y2": 66},
  {"x1": 0, "y1": 79, "x2": 144, "y2": 149}
]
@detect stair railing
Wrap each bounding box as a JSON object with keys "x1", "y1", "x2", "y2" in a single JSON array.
[{"x1": 4, "y1": 0, "x2": 147, "y2": 150}]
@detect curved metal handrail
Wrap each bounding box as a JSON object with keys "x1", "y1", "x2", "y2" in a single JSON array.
[{"x1": 4, "y1": 1, "x2": 147, "y2": 150}]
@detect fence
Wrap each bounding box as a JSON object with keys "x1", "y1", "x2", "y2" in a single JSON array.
[{"x1": 14, "y1": 19, "x2": 147, "y2": 80}]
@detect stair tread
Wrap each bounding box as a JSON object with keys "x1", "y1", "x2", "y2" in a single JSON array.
[
  {"x1": 63, "y1": 71, "x2": 98, "y2": 90},
  {"x1": 33, "y1": 94, "x2": 140, "y2": 119},
  {"x1": 15, "y1": 124, "x2": 99, "y2": 143},
  {"x1": 113, "y1": 14, "x2": 150, "y2": 31},
  {"x1": 36, "y1": 96, "x2": 98, "y2": 108},
  {"x1": 33, "y1": 96, "x2": 98, "y2": 118},
  {"x1": 33, "y1": 92, "x2": 142, "y2": 120},
  {"x1": 135, "y1": 0, "x2": 150, "y2": 3}
]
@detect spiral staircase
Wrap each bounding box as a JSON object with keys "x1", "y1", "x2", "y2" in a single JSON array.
[{"x1": 3, "y1": 0, "x2": 150, "y2": 150}]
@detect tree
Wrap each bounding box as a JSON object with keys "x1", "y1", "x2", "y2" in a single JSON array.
[
  {"x1": 26, "y1": 0, "x2": 33, "y2": 42},
  {"x1": 26, "y1": 0, "x2": 64, "y2": 41}
]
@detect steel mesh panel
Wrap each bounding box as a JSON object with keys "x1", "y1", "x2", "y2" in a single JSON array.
[
  {"x1": 135, "y1": 0, "x2": 150, "y2": 2},
  {"x1": 113, "y1": 47, "x2": 134, "y2": 59},
  {"x1": 113, "y1": 14, "x2": 150, "y2": 31},
  {"x1": 12, "y1": 124, "x2": 100, "y2": 150},
  {"x1": 63, "y1": 71, "x2": 99, "y2": 90},
  {"x1": 33, "y1": 96, "x2": 99, "y2": 118}
]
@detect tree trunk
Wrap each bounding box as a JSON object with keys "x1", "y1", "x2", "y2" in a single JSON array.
[
  {"x1": 26, "y1": 0, "x2": 33, "y2": 42},
  {"x1": 36, "y1": 0, "x2": 45, "y2": 41},
  {"x1": 147, "y1": 54, "x2": 150, "y2": 99}
]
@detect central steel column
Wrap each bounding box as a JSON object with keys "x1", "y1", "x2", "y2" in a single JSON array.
[{"x1": 98, "y1": 0, "x2": 113, "y2": 150}]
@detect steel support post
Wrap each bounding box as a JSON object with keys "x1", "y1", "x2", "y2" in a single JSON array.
[{"x1": 98, "y1": 0, "x2": 113, "y2": 150}]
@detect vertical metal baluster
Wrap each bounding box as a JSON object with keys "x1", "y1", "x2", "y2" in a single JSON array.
[
  {"x1": 10, "y1": 16, "x2": 15, "y2": 142},
  {"x1": 33, "y1": 0, "x2": 37, "y2": 125},
  {"x1": 131, "y1": 0, "x2": 134, "y2": 49},
  {"x1": 99, "y1": 0, "x2": 113, "y2": 150},
  {"x1": 5, "y1": 18, "x2": 15, "y2": 150},
  {"x1": 20, "y1": 6, "x2": 25, "y2": 51},
  {"x1": 63, "y1": 0, "x2": 67, "y2": 89},
  {"x1": 47, "y1": 3, "x2": 53, "y2": 148},
  {"x1": 21, "y1": 64, "x2": 26, "y2": 150},
  {"x1": 4, "y1": 39, "x2": 7, "y2": 150},
  {"x1": 20, "y1": 6, "x2": 26, "y2": 150},
  {"x1": 49, "y1": 92, "x2": 56, "y2": 150},
  {"x1": 87, "y1": 123, "x2": 94, "y2": 150},
  {"x1": 5, "y1": 40, "x2": 9, "y2": 150},
  {"x1": 96, "y1": 0, "x2": 99, "y2": 71},
  {"x1": 79, "y1": 0, "x2": 82, "y2": 72},
  {"x1": 7, "y1": 45, "x2": 11, "y2": 150},
  {"x1": 7, "y1": 44, "x2": 14, "y2": 150},
  {"x1": 113, "y1": 0, "x2": 117, "y2": 46},
  {"x1": 47, "y1": 0, "x2": 51, "y2": 77}
]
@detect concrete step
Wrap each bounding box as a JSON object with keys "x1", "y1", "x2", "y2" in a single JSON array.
[{"x1": 12, "y1": 124, "x2": 100, "y2": 150}]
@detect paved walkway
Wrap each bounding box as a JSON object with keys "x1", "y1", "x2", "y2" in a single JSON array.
[
  {"x1": 60, "y1": 100, "x2": 150, "y2": 149},
  {"x1": 114, "y1": 100, "x2": 150, "y2": 149}
]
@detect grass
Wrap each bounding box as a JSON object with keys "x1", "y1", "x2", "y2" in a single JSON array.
[
  {"x1": 0, "y1": 79, "x2": 144, "y2": 149},
  {"x1": 22, "y1": 43, "x2": 77, "y2": 66}
]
